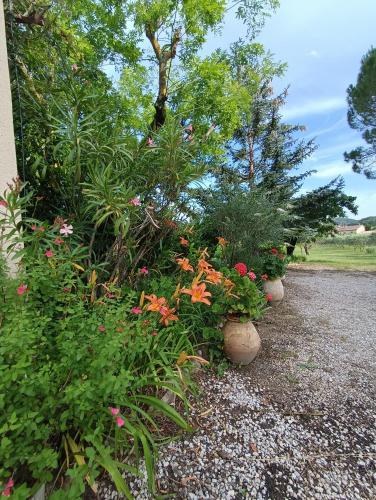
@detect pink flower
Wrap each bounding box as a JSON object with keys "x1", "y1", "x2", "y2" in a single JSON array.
[
  {"x1": 151, "y1": 330, "x2": 158, "y2": 336},
  {"x1": 129, "y1": 197, "x2": 141, "y2": 206},
  {"x1": 31, "y1": 224, "x2": 37, "y2": 231},
  {"x1": 0, "y1": 200, "x2": 8, "y2": 208},
  {"x1": 271, "y1": 248, "x2": 278, "y2": 255},
  {"x1": 106, "y1": 293, "x2": 115, "y2": 299},
  {"x1": 2, "y1": 478, "x2": 14, "y2": 497},
  {"x1": 234, "y1": 262, "x2": 247, "y2": 276},
  {"x1": 116, "y1": 416, "x2": 125, "y2": 427},
  {"x1": 131, "y1": 307, "x2": 143, "y2": 315},
  {"x1": 98, "y1": 325, "x2": 106, "y2": 332},
  {"x1": 38, "y1": 226, "x2": 45, "y2": 232},
  {"x1": 109, "y1": 407, "x2": 120, "y2": 416},
  {"x1": 63, "y1": 287, "x2": 71, "y2": 293},
  {"x1": 261, "y1": 274, "x2": 269, "y2": 281},
  {"x1": 265, "y1": 293, "x2": 273, "y2": 302},
  {"x1": 17, "y1": 284, "x2": 28, "y2": 296},
  {"x1": 45, "y1": 249, "x2": 54, "y2": 258},
  {"x1": 185, "y1": 123, "x2": 193, "y2": 132},
  {"x1": 146, "y1": 137, "x2": 154, "y2": 147},
  {"x1": 54, "y1": 238, "x2": 64, "y2": 245},
  {"x1": 248, "y1": 271, "x2": 256, "y2": 280},
  {"x1": 139, "y1": 266, "x2": 148, "y2": 275},
  {"x1": 60, "y1": 224, "x2": 73, "y2": 237}
]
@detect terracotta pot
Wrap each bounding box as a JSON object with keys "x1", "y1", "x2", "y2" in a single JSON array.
[
  {"x1": 263, "y1": 278, "x2": 284, "y2": 304},
  {"x1": 223, "y1": 318, "x2": 261, "y2": 365}
]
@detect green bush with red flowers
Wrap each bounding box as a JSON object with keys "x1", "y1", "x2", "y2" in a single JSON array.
[{"x1": 254, "y1": 244, "x2": 288, "y2": 280}]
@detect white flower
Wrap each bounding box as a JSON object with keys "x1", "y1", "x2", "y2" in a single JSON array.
[{"x1": 60, "y1": 224, "x2": 73, "y2": 237}]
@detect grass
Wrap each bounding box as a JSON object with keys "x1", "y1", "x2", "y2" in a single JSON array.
[{"x1": 292, "y1": 241, "x2": 376, "y2": 271}]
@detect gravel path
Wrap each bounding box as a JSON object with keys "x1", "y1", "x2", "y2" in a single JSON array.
[{"x1": 103, "y1": 270, "x2": 376, "y2": 499}]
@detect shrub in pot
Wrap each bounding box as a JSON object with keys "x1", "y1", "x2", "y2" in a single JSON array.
[
  {"x1": 211, "y1": 265, "x2": 267, "y2": 365},
  {"x1": 257, "y1": 245, "x2": 287, "y2": 304}
]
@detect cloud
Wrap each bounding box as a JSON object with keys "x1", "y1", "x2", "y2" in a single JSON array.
[
  {"x1": 312, "y1": 160, "x2": 352, "y2": 178},
  {"x1": 305, "y1": 117, "x2": 346, "y2": 139},
  {"x1": 282, "y1": 97, "x2": 346, "y2": 120},
  {"x1": 308, "y1": 49, "x2": 319, "y2": 57}
]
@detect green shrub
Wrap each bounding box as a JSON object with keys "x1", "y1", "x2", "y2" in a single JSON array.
[{"x1": 0, "y1": 195, "x2": 193, "y2": 497}]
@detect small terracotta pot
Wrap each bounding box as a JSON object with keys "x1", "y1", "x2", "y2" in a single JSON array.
[
  {"x1": 263, "y1": 278, "x2": 284, "y2": 304},
  {"x1": 223, "y1": 318, "x2": 261, "y2": 365}
]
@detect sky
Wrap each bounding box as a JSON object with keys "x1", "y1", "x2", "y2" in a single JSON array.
[{"x1": 205, "y1": 0, "x2": 376, "y2": 219}]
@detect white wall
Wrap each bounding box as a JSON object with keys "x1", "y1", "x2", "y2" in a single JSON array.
[{"x1": 0, "y1": 0, "x2": 20, "y2": 273}]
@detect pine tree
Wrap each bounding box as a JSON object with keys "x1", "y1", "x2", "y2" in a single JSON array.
[{"x1": 344, "y1": 47, "x2": 376, "y2": 179}]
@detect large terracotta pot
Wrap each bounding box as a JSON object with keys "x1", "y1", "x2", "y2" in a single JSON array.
[
  {"x1": 223, "y1": 318, "x2": 261, "y2": 365},
  {"x1": 263, "y1": 278, "x2": 284, "y2": 304}
]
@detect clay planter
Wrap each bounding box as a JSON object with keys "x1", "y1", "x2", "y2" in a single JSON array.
[
  {"x1": 263, "y1": 278, "x2": 284, "y2": 304},
  {"x1": 223, "y1": 318, "x2": 261, "y2": 365}
]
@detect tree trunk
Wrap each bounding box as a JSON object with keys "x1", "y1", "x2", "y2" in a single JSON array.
[{"x1": 286, "y1": 237, "x2": 297, "y2": 256}]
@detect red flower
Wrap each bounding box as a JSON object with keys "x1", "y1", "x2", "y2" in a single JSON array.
[
  {"x1": 265, "y1": 293, "x2": 273, "y2": 302},
  {"x1": 278, "y1": 253, "x2": 285, "y2": 260},
  {"x1": 0, "y1": 200, "x2": 8, "y2": 208},
  {"x1": 131, "y1": 307, "x2": 143, "y2": 315},
  {"x1": 54, "y1": 238, "x2": 64, "y2": 245},
  {"x1": 98, "y1": 325, "x2": 106, "y2": 332},
  {"x1": 271, "y1": 248, "x2": 278, "y2": 255},
  {"x1": 2, "y1": 478, "x2": 14, "y2": 497},
  {"x1": 261, "y1": 274, "x2": 269, "y2": 281},
  {"x1": 247, "y1": 271, "x2": 256, "y2": 281},
  {"x1": 17, "y1": 284, "x2": 28, "y2": 295},
  {"x1": 63, "y1": 287, "x2": 71, "y2": 293},
  {"x1": 234, "y1": 262, "x2": 247, "y2": 276},
  {"x1": 45, "y1": 249, "x2": 54, "y2": 258}
]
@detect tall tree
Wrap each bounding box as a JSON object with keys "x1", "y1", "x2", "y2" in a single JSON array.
[
  {"x1": 344, "y1": 47, "x2": 376, "y2": 179},
  {"x1": 220, "y1": 41, "x2": 316, "y2": 201}
]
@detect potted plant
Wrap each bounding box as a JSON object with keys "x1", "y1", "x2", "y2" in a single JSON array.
[
  {"x1": 212, "y1": 264, "x2": 267, "y2": 365},
  {"x1": 258, "y1": 246, "x2": 287, "y2": 304}
]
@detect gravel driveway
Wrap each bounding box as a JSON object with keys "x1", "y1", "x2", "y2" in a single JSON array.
[{"x1": 104, "y1": 270, "x2": 376, "y2": 499}]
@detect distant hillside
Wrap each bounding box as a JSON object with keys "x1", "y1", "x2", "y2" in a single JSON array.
[
  {"x1": 335, "y1": 216, "x2": 376, "y2": 228},
  {"x1": 360, "y1": 216, "x2": 376, "y2": 227}
]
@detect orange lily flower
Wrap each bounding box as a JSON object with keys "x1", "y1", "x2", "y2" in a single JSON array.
[
  {"x1": 144, "y1": 294, "x2": 167, "y2": 312},
  {"x1": 205, "y1": 269, "x2": 222, "y2": 285},
  {"x1": 179, "y1": 236, "x2": 189, "y2": 246},
  {"x1": 198, "y1": 258, "x2": 212, "y2": 273},
  {"x1": 216, "y1": 236, "x2": 228, "y2": 247},
  {"x1": 181, "y1": 282, "x2": 212, "y2": 305},
  {"x1": 176, "y1": 257, "x2": 194, "y2": 272},
  {"x1": 159, "y1": 306, "x2": 179, "y2": 326}
]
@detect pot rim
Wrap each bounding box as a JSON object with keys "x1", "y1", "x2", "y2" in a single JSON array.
[{"x1": 226, "y1": 314, "x2": 253, "y2": 323}]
